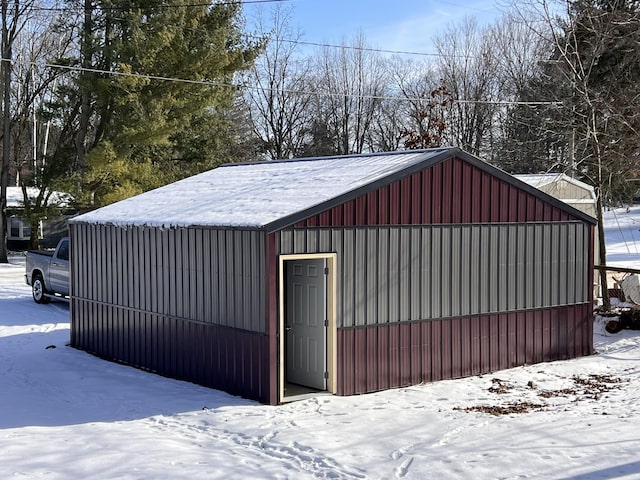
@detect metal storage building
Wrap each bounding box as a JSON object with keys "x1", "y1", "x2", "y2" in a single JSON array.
[
  {"x1": 514, "y1": 174, "x2": 597, "y2": 218},
  {"x1": 69, "y1": 147, "x2": 596, "y2": 405}
]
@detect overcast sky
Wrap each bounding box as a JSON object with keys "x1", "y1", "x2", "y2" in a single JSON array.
[{"x1": 245, "y1": 0, "x2": 505, "y2": 54}]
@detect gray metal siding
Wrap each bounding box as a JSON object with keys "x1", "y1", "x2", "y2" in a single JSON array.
[
  {"x1": 71, "y1": 224, "x2": 267, "y2": 334},
  {"x1": 279, "y1": 223, "x2": 590, "y2": 328}
]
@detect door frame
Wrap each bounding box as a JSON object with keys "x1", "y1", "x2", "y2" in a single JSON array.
[{"x1": 279, "y1": 253, "x2": 337, "y2": 402}]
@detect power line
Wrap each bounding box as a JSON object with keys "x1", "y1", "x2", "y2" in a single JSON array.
[
  {"x1": 29, "y1": 0, "x2": 288, "y2": 13},
  {"x1": 244, "y1": 34, "x2": 459, "y2": 58},
  {"x1": 32, "y1": 59, "x2": 561, "y2": 106}
]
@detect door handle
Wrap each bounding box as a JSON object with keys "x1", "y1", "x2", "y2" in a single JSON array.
[{"x1": 285, "y1": 325, "x2": 292, "y2": 332}]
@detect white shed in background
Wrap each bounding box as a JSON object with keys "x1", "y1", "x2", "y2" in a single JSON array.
[
  {"x1": 514, "y1": 173, "x2": 597, "y2": 218},
  {"x1": 516, "y1": 173, "x2": 601, "y2": 297}
]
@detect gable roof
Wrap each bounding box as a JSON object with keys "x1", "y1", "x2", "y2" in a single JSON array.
[{"x1": 70, "y1": 147, "x2": 596, "y2": 231}]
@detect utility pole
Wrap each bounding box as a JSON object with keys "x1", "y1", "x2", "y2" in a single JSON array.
[{"x1": 0, "y1": 0, "x2": 11, "y2": 263}]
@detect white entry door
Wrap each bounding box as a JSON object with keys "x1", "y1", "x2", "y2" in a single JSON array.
[{"x1": 285, "y1": 259, "x2": 327, "y2": 390}]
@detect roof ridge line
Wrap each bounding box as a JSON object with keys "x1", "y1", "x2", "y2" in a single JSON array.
[{"x1": 220, "y1": 147, "x2": 454, "y2": 168}]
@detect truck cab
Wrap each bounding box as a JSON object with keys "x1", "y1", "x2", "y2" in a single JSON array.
[{"x1": 25, "y1": 237, "x2": 70, "y2": 303}]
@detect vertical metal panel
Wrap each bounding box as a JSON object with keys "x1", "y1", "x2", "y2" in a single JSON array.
[
  {"x1": 430, "y1": 319, "x2": 442, "y2": 381},
  {"x1": 490, "y1": 177, "x2": 502, "y2": 221},
  {"x1": 495, "y1": 314, "x2": 507, "y2": 371},
  {"x1": 189, "y1": 229, "x2": 199, "y2": 322},
  {"x1": 448, "y1": 158, "x2": 465, "y2": 223},
  {"x1": 377, "y1": 323, "x2": 390, "y2": 391},
  {"x1": 469, "y1": 316, "x2": 480, "y2": 375},
  {"x1": 355, "y1": 228, "x2": 366, "y2": 326},
  {"x1": 410, "y1": 322, "x2": 422, "y2": 384},
  {"x1": 388, "y1": 323, "x2": 400, "y2": 389},
  {"x1": 388, "y1": 228, "x2": 400, "y2": 322},
  {"x1": 210, "y1": 230, "x2": 220, "y2": 325},
  {"x1": 420, "y1": 321, "x2": 432, "y2": 382},
  {"x1": 420, "y1": 227, "x2": 431, "y2": 319},
  {"x1": 460, "y1": 316, "x2": 472, "y2": 377},
  {"x1": 389, "y1": 180, "x2": 401, "y2": 224},
  {"x1": 430, "y1": 227, "x2": 442, "y2": 319},
  {"x1": 431, "y1": 163, "x2": 443, "y2": 223},
  {"x1": 480, "y1": 315, "x2": 491, "y2": 373},
  {"x1": 533, "y1": 312, "x2": 543, "y2": 364},
  {"x1": 347, "y1": 198, "x2": 359, "y2": 225},
  {"x1": 353, "y1": 194, "x2": 368, "y2": 225},
  {"x1": 488, "y1": 226, "x2": 499, "y2": 312},
  {"x1": 340, "y1": 328, "x2": 354, "y2": 395},
  {"x1": 366, "y1": 326, "x2": 378, "y2": 392},
  {"x1": 218, "y1": 231, "x2": 228, "y2": 326},
  {"x1": 202, "y1": 230, "x2": 211, "y2": 323},
  {"x1": 496, "y1": 227, "x2": 507, "y2": 312},
  {"x1": 411, "y1": 173, "x2": 422, "y2": 224},
  {"x1": 524, "y1": 225, "x2": 534, "y2": 308},
  {"x1": 399, "y1": 323, "x2": 411, "y2": 386},
  {"x1": 279, "y1": 229, "x2": 293, "y2": 254},
  {"x1": 460, "y1": 226, "x2": 472, "y2": 315},
  {"x1": 441, "y1": 159, "x2": 453, "y2": 223},
  {"x1": 540, "y1": 225, "x2": 551, "y2": 307},
  {"x1": 507, "y1": 312, "x2": 518, "y2": 368},
  {"x1": 401, "y1": 176, "x2": 412, "y2": 224},
  {"x1": 450, "y1": 226, "x2": 461, "y2": 317},
  {"x1": 377, "y1": 186, "x2": 389, "y2": 225},
  {"x1": 470, "y1": 226, "x2": 481, "y2": 312},
  {"x1": 440, "y1": 227, "x2": 451, "y2": 317},
  {"x1": 377, "y1": 228, "x2": 389, "y2": 326},
  {"x1": 526, "y1": 310, "x2": 536, "y2": 362},
  {"x1": 132, "y1": 227, "x2": 141, "y2": 310},
  {"x1": 479, "y1": 226, "x2": 490, "y2": 313},
  {"x1": 366, "y1": 229, "x2": 378, "y2": 325},
  {"x1": 550, "y1": 224, "x2": 560, "y2": 306},
  {"x1": 399, "y1": 228, "x2": 410, "y2": 321},
  {"x1": 342, "y1": 229, "x2": 354, "y2": 327},
  {"x1": 532, "y1": 225, "x2": 543, "y2": 307},
  {"x1": 226, "y1": 230, "x2": 238, "y2": 327},
  {"x1": 516, "y1": 225, "x2": 527, "y2": 310},
  {"x1": 355, "y1": 326, "x2": 367, "y2": 393},
  {"x1": 421, "y1": 169, "x2": 432, "y2": 224},
  {"x1": 451, "y1": 318, "x2": 462, "y2": 378},
  {"x1": 410, "y1": 228, "x2": 422, "y2": 321},
  {"x1": 440, "y1": 319, "x2": 452, "y2": 378}
]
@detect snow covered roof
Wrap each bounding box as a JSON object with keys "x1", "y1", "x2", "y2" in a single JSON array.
[
  {"x1": 71, "y1": 148, "x2": 596, "y2": 231},
  {"x1": 514, "y1": 174, "x2": 596, "y2": 200},
  {"x1": 6, "y1": 186, "x2": 72, "y2": 208},
  {"x1": 71, "y1": 149, "x2": 453, "y2": 230}
]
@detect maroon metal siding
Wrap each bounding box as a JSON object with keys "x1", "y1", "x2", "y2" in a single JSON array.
[
  {"x1": 295, "y1": 157, "x2": 574, "y2": 228},
  {"x1": 71, "y1": 298, "x2": 271, "y2": 402},
  {"x1": 336, "y1": 304, "x2": 594, "y2": 396}
]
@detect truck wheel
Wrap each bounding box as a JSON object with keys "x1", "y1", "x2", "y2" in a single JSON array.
[{"x1": 32, "y1": 274, "x2": 51, "y2": 304}]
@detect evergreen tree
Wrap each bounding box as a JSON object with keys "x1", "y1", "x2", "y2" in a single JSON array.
[{"x1": 48, "y1": 0, "x2": 261, "y2": 206}]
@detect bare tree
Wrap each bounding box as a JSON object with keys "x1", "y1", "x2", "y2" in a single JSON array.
[
  {"x1": 313, "y1": 33, "x2": 387, "y2": 155},
  {"x1": 434, "y1": 17, "x2": 500, "y2": 157},
  {"x1": 1, "y1": 0, "x2": 36, "y2": 262},
  {"x1": 245, "y1": 5, "x2": 315, "y2": 160},
  {"x1": 513, "y1": 0, "x2": 640, "y2": 309},
  {"x1": 488, "y1": 12, "x2": 566, "y2": 173}
]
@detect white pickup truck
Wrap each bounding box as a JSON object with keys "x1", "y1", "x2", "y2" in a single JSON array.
[{"x1": 25, "y1": 237, "x2": 70, "y2": 303}]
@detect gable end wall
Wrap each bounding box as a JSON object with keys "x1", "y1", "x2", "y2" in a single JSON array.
[{"x1": 295, "y1": 157, "x2": 574, "y2": 227}]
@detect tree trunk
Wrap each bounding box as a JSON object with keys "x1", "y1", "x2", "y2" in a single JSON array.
[
  {"x1": 74, "y1": 0, "x2": 93, "y2": 172},
  {"x1": 596, "y1": 191, "x2": 610, "y2": 310}
]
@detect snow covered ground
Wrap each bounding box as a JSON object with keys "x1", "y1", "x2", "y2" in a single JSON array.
[{"x1": 1, "y1": 208, "x2": 640, "y2": 479}]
